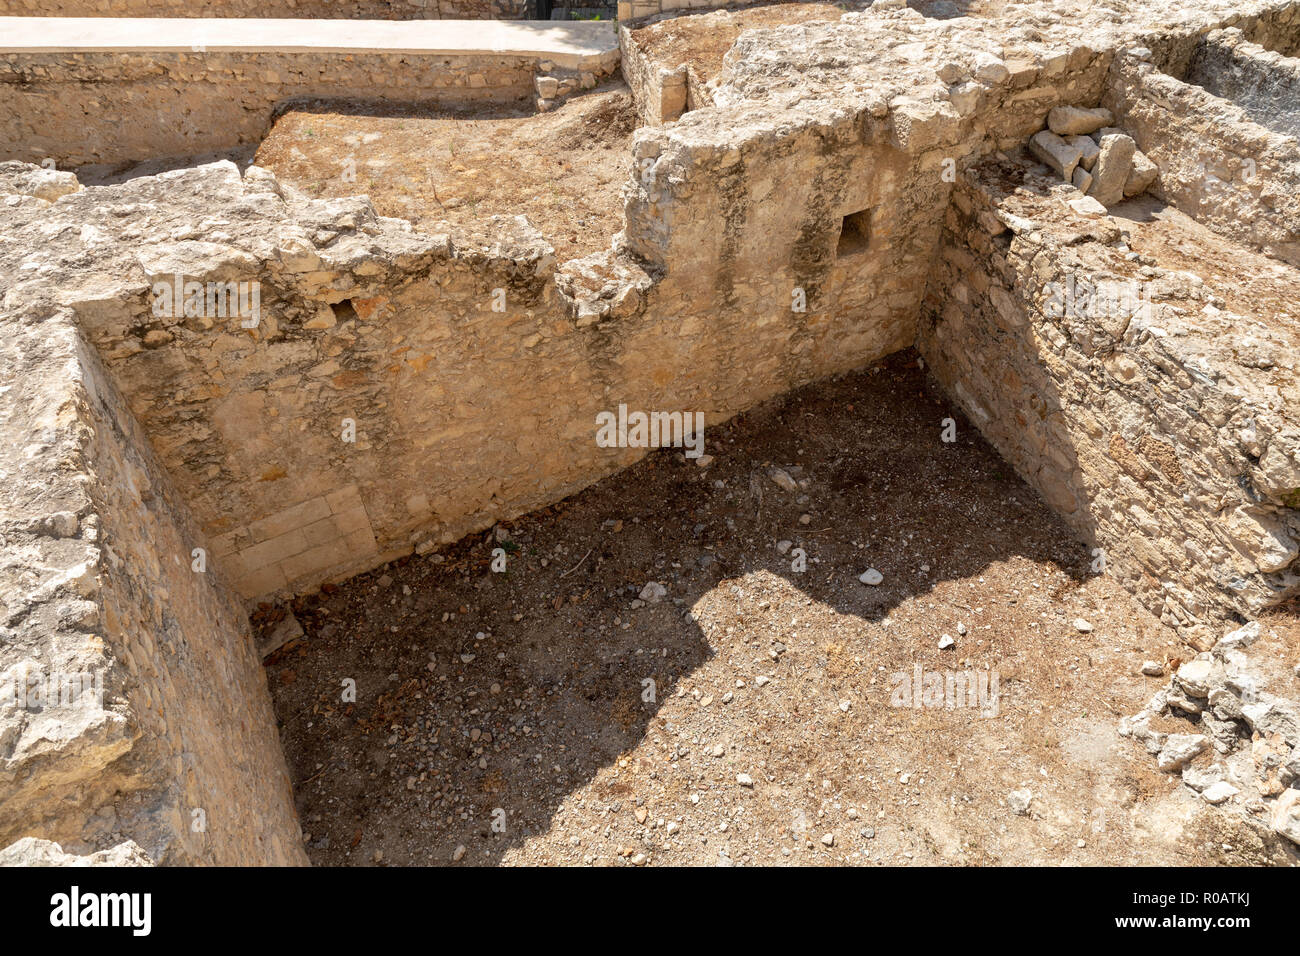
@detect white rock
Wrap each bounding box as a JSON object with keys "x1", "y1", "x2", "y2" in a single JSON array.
[
  {"x1": 1072, "y1": 618, "x2": 1093, "y2": 633},
  {"x1": 1029, "y1": 130, "x2": 1083, "y2": 180},
  {"x1": 638, "y1": 581, "x2": 667, "y2": 603},
  {"x1": 770, "y1": 468, "x2": 798, "y2": 492},
  {"x1": 1047, "y1": 105, "x2": 1114, "y2": 135},
  {"x1": 1216, "y1": 621, "x2": 1261, "y2": 653},
  {"x1": 938, "y1": 634, "x2": 955, "y2": 650},
  {"x1": 1007, "y1": 788, "x2": 1033, "y2": 815},
  {"x1": 1175, "y1": 659, "x2": 1213, "y2": 697},
  {"x1": 1123, "y1": 149, "x2": 1159, "y2": 197},
  {"x1": 859, "y1": 569, "x2": 884, "y2": 586},
  {"x1": 1087, "y1": 131, "x2": 1136, "y2": 207},
  {"x1": 1065, "y1": 134, "x2": 1101, "y2": 170},
  {"x1": 1201, "y1": 781, "x2": 1238, "y2": 805},
  {"x1": 1067, "y1": 196, "x2": 1107, "y2": 218},
  {"x1": 1271, "y1": 788, "x2": 1300, "y2": 846},
  {"x1": 1156, "y1": 733, "x2": 1209, "y2": 771},
  {"x1": 736, "y1": 773, "x2": 754, "y2": 788}
]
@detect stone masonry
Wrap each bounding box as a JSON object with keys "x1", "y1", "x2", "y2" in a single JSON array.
[{"x1": 0, "y1": 0, "x2": 1298, "y2": 863}]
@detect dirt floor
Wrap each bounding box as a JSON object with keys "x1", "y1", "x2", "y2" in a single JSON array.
[
  {"x1": 253, "y1": 83, "x2": 636, "y2": 263},
  {"x1": 1110, "y1": 194, "x2": 1300, "y2": 330},
  {"x1": 260, "y1": 350, "x2": 1298, "y2": 866}
]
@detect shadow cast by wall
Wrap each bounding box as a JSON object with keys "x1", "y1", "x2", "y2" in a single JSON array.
[{"x1": 264, "y1": 348, "x2": 1096, "y2": 865}]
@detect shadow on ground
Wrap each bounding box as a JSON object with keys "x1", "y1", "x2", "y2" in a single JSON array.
[{"x1": 263, "y1": 348, "x2": 1098, "y2": 865}]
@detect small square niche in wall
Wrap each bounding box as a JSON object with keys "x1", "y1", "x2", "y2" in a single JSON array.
[{"x1": 837, "y1": 208, "x2": 872, "y2": 257}]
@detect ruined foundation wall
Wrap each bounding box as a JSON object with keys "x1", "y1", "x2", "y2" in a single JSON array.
[
  {"x1": 0, "y1": 50, "x2": 597, "y2": 168},
  {"x1": 617, "y1": 0, "x2": 736, "y2": 22},
  {"x1": 0, "y1": 210, "x2": 305, "y2": 862},
  {"x1": 620, "y1": 21, "x2": 686, "y2": 126},
  {"x1": 0, "y1": 0, "x2": 531, "y2": 18},
  {"x1": 1240, "y1": 0, "x2": 1300, "y2": 57},
  {"x1": 6, "y1": 155, "x2": 922, "y2": 603},
  {"x1": 1185, "y1": 29, "x2": 1300, "y2": 141},
  {"x1": 1104, "y1": 54, "x2": 1300, "y2": 267},
  {"x1": 918, "y1": 161, "x2": 1300, "y2": 643},
  {"x1": 2, "y1": 8, "x2": 1118, "y2": 605}
]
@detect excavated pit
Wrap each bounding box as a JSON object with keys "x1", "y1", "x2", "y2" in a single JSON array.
[
  {"x1": 261, "y1": 354, "x2": 1298, "y2": 866},
  {"x1": 2, "y1": 0, "x2": 1300, "y2": 867}
]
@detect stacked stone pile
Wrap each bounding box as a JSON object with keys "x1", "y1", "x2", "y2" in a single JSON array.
[
  {"x1": 1028, "y1": 105, "x2": 1159, "y2": 208},
  {"x1": 1121, "y1": 622, "x2": 1300, "y2": 848}
]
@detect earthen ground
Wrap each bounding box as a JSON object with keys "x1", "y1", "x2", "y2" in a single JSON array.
[
  {"x1": 253, "y1": 83, "x2": 636, "y2": 262},
  {"x1": 1111, "y1": 194, "x2": 1300, "y2": 328},
  {"x1": 261, "y1": 351, "x2": 1300, "y2": 866}
]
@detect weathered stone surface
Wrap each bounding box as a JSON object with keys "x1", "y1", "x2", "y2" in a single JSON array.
[
  {"x1": 1105, "y1": 52, "x2": 1300, "y2": 266},
  {"x1": 919, "y1": 156, "x2": 1299, "y2": 631},
  {"x1": 1273, "y1": 787, "x2": 1300, "y2": 845},
  {"x1": 1123, "y1": 148, "x2": 1159, "y2": 196},
  {"x1": 1047, "y1": 105, "x2": 1114, "y2": 135},
  {"x1": 1066, "y1": 134, "x2": 1101, "y2": 171},
  {"x1": 0, "y1": 160, "x2": 81, "y2": 201},
  {"x1": 1087, "y1": 131, "x2": 1136, "y2": 206},
  {"x1": 1157, "y1": 733, "x2": 1210, "y2": 771},
  {"x1": 1029, "y1": 130, "x2": 1083, "y2": 180},
  {"x1": 0, "y1": 837, "x2": 152, "y2": 867},
  {"x1": 1123, "y1": 619, "x2": 1299, "y2": 844},
  {"x1": 0, "y1": 256, "x2": 307, "y2": 865}
]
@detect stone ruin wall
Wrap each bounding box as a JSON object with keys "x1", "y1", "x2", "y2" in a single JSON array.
[
  {"x1": 1105, "y1": 39, "x2": 1300, "y2": 268},
  {"x1": 0, "y1": 277, "x2": 305, "y2": 864},
  {"x1": 1184, "y1": 29, "x2": 1300, "y2": 144},
  {"x1": 36, "y1": 16, "x2": 1116, "y2": 605},
  {"x1": 1, "y1": 48, "x2": 620, "y2": 169},
  {"x1": 918, "y1": 159, "x2": 1299, "y2": 651},
  {"x1": 1, "y1": 0, "x2": 1299, "y2": 865},
  {"x1": 617, "y1": 0, "x2": 737, "y2": 23},
  {"x1": 0, "y1": 0, "x2": 531, "y2": 19}
]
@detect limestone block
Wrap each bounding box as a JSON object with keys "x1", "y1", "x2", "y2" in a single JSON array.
[
  {"x1": 1029, "y1": 130, "x2": 1082, "y2": 181},
  {"x1": 1047, "y1": 105, "x2": 1114, "y2": 135},
  {"x1": 1066, "y1": 134, "x2": 1100, "y2": 171},
  {"x1": 1123, "y1": 149, "x2": 1159, "y2": 197},
  {"x1": 0, "y1": 161, "x2": 81, "y2": 202},
  {"x1": 1087, "y1": 131, "x2": 1136, "y2": 207}
]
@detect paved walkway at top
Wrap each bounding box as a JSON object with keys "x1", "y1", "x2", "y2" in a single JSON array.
[{"x1": 0, "y1": 17, "x2": 620, "y2": 69}]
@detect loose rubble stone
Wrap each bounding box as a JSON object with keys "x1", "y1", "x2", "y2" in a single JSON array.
[
  {"x1": 1201, "y1": 781, "x2": 1239, "y2": 805},
  {"x1": 1029, "y1": 130, "x2": 1083, "y2": 180},
  {"x1": 1087, "y1": 132, "x2": 1137, "y2": 207},
  {"x1": 1065, "y1": 134, "x2": 1101, "y2": 171},
  {"x1": 639, "y1": 581, "x2": 667, "y2": 603},
  {"x1": 1123, "y1": 149, "x2": 1159, "y2": 197},
  {"x1": 1047, "y1": 105, "x2": 1114, "y2": 135},
  {"x1": 1157, "y1": 734, "x2": 1210, "y2": 771}
]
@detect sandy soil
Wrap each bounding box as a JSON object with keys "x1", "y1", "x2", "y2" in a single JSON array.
[
  {"x1": 253, "y1": 84, "x2": 636, "y2": 262},
  {"x1": 259, "y1": 351, "x2": 1296, "y2": 866},
  {"x1": 1110, "y1": 194, "x2": 1300, "y2": 329}
]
